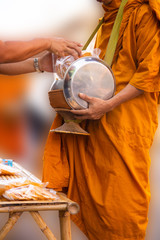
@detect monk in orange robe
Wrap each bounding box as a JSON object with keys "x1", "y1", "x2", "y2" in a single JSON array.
[{"x1": 43, "y1": 0, "x2": 160, "y2": 239}]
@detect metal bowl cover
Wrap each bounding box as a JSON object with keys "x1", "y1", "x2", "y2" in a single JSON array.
[{"x1": 63, "y1": 57, "x2": 116, "y2": 109}]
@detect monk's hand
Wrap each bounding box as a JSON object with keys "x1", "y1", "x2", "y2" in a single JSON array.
[
  {"x1": 71, "y1": 93, "x2": 113, "y2": 120},
  {"x1": 49, "y1": 37, "x2": 82, "y2": 60}
]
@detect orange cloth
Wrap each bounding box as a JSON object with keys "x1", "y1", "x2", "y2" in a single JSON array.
[
  {"x1": 43, "y1": 0, "x2": 160, "y2": 239},
  {"x1": 0, "y1": 74, "x2": 29, "y2": 157},
  {"x1": 0, "y1": 74, "x2": 28, "y2": 107}
]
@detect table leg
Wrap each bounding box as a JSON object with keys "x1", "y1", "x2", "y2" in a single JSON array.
[
  {"x1": 30, "y1": 211, "x2": 57, "y2": 240},
  {"x1": 0, "y1": 212, "x2": 22, "y2": 240},
  {"x1": 59, "y1": 210, "x2": 71, "y2": 240}
]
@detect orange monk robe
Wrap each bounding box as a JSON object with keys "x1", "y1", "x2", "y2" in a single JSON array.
[
  {"x1": 0, "y1": 74, "x2": 29, "y2": 157},
  {"x1": 43, "y1": 0, "x2": 160, "y2": 239}
]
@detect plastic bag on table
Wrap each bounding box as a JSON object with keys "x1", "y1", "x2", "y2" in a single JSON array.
[
  {"x1": 0, "y1": 177, "x2": 47, "y2": 196},
  {"x1": 3, "y1": 184, "x2": 58, "y2": 201},
  {"x1": 0, "y1": 163, "x2": 20, "y2": 176}
]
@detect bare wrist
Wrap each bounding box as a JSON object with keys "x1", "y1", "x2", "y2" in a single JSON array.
[{"x1": 105, "y1": 97, "x2": 117, "y2": 111}]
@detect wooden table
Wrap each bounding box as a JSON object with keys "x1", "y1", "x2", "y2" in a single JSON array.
[
  {"x1": 0, "y1": 192, "x2": 79, "y2": 240},
  {"x1": 0, "y1": 162, "x2": 79, "y2": 240}
]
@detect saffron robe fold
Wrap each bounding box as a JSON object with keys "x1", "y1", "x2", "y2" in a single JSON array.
[{"x1": 43, "y1": 0, "x2": 160, "y2": 239}]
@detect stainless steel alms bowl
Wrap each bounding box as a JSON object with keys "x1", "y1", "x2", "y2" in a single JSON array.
[
  {"x1": 63, "y1": 56, "x2": 116, "y2": 109},
  {"x1": 51, "y1": 56, "x2": 116, "y2": 110}
]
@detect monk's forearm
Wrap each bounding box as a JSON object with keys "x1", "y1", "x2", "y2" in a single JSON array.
[
  {"x1": 0, "y1": 58, "x2": 35, "y2": 75},
  {"x1": 0, "y1": 39, "x2": 50, "y2": 63},
  {"x1": 107, "y1": 84, "x2": 143, "y2": 110}
]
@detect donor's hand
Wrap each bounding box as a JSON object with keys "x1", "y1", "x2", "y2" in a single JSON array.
[{"x1": 49, "y1": 37, "x2": 82, "y2": 59}]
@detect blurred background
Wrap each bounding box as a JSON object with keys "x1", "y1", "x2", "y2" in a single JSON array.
[{"x1": 0, "y1": 0, "x2": 159, "y2": 239}]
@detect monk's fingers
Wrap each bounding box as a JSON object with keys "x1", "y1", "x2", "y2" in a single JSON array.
[
  {"x1": 71, "y1": 110, "x2": 89, "y2": 116},
  {"x1": 71, "y1": 109, "x2": 90, "y2": 119},
  {"x1": 78, "y1": 93, "x2": 94, "y2": 103},
  {"x1": 74, "y1": 114, "x2": 90, "y2": 120}
]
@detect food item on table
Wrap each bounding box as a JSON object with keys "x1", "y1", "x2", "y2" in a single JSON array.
[
  {"x1": 3, "y1": 184, "x2": 58, "y2": 201},
  {"x1": 0, "y1": 163, "x2": 20, "y2": 176},
  {"x1": 0, "y1": 177, "x2": 46, "y2": 196},
  {"x1": 0, "y1": 160, "x2": 57, "y2": 201}
]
